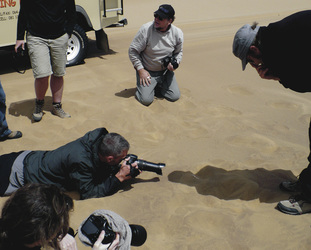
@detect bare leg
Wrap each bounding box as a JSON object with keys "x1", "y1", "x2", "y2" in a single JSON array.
[
  {"x1": 33, "y1": 77, "x2": 49, "y2": 122},
  {"x1": 50, "y1": 75, "x2": 64, "y2": 103},
  {"x1": 34, "y1": 76, "x2": 49, "y2": 100}
]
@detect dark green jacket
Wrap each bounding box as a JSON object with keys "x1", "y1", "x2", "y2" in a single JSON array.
[{"x1": 23, "y1": 128, "x2": 121, "y2": 200}]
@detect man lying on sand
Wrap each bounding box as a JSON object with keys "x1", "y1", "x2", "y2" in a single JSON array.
[
  {"x1": 0, "y1": 127, "x2": 140, "y2": 200},
  {"x1": 233, "y1": 10, "x2": 311, "y2": 215}
]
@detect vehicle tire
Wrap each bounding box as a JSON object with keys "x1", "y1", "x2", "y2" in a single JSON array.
[{"x1": 66, "y1": 24, "x2": 88, "y2": 66}]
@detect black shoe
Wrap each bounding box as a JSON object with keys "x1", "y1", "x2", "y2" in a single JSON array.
[
  {"x1": 0, "y1": 131, "x2": 22, "y2": 141},
  {"x1": 279, "y1": 181, "x2": 302, "y2": 192}
]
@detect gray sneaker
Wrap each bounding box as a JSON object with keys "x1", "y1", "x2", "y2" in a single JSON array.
[
  {"x1": 277, "y1": 195, "x2": 311, "y2": 215},
  {"x1": 279, "y1": 181, "x2": 302, "y2": 192},
  {"x1": 33, "y1": 99, "x2": 44, "y2": 122},
  {"x1": 52, "y1": 103, "x2": 71, "y2": 118}
]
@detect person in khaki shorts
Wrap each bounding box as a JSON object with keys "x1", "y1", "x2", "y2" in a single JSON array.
[{"x1": 15, "y1": 0, "x2": 76, "y2": 122}]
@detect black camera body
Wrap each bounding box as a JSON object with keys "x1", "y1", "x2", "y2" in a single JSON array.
[
  {"x1": 162, "y1": 56, "x2": 179, "y2": 69},
  {"x1": 126, "y1": 154, "x2": 165, "y2": 177},
  {"x1": 16, "y1": 46, "x2": 26, "y2": 57},
  {"x1": 81, "y1": 214, "x2": 116, "y2": 246},
  {"x1": 80, "y1": 213, "x2": 147, "y2": 247}
]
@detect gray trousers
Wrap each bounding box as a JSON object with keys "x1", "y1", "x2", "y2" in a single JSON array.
[
  {"x1": 135, "y1": 70, "x2": 180, "y2": 106},
  {"x1": 4, "y1": 150, "x2": 31, "y2": 195}
]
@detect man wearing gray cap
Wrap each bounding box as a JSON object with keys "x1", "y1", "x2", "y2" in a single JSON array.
[
  {"x1": 129, "y1": 4, "x2": 183, "y2": 106},
  {"x1": 233, "y1": 10, "x2": 311, "y2": 215}
]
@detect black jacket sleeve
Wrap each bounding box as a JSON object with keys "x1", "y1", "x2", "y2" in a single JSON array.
[
  {"x1": 16, "y1": 0, "x2": 27, "y2": 40},
  {"x1": 65, "y1": 0, "x2": 77, "y2": 36},
  {"x1": 69, "y1": 162, "x2": 122, "y2": 200}
]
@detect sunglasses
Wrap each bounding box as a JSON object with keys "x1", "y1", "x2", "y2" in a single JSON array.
[{"x1": 154, "y1": 14, "x2": 163, "y2": 21}]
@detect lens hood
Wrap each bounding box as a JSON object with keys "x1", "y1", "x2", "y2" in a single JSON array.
[{"x1": 129, "y1": 224, "x2": 147, "y2": 246}]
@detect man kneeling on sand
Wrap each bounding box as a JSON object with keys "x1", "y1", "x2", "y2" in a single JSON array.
[{"x1": 0, "y1": 127, "x2": 140, "y2": 200}]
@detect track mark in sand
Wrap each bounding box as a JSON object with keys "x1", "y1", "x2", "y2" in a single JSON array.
[
  {"x1": 242, "y1": 120, "x2": 290, "y2": 134},
  {"x1": 204, "y1": 105, "x2": 242, "y2": 117},
  {"x1": 265, "y1": 101, "x2": 299, "y2": 110},
  {"x1": 226, "y1": 133, "x2": 278, "y2": 153},
  {"x1": 142, "y1": 131, "x2": 166, "y2": 143},
  {"x1": 227, "y1": 85, "x2": 253, "y2": 96},
  {"x1": 298, "y1": 114, "x2": 310, "y2": 125}
]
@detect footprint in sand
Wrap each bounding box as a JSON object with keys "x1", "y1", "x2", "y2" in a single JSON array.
[
  {"x1": 204, "y1": 105, "x2": 242, "y2": 117},
  {"x1": 227, "y1": 85, "x2": 254, "y2": 96},
  {"x1": 226, "y1": 133, "x2": 278, "y2": 153},
  {"x1": 298, "y1": 114, "x2": 310, "y2": 125},
  {"x1": 265, "y1": 101, "x2": 300, "y2": 110}
]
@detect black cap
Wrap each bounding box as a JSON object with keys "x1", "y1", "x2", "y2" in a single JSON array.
[
  {"x1": 130, "y1": 224, "x2": 147, "y2": 246},
  {"x1": 154, "y1": 4, "x2": 175, "y2": 19}
]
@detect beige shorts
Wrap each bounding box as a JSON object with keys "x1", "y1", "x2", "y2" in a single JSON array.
[{"x1": 26, "y1": 33, "x2": 69, "y2": 79}]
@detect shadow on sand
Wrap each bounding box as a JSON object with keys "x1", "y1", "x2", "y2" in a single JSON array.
[
  {"x1": 115, "y1": 88, "x2": 136, "y2": 98},
  {"x1": 83, "y1": 38, "x2": 117, "y2": 61},
  {"x1": 66, "y1": 177, "x2": 160, "y2": 200},
  {"x1": 119, "y1": 177, "x2": 160, "y2": 193},
  {"x1": 8, "y1": 96, "x2": 54, "y2": 122},
  {"x1": 168, "y1": 165, "x2": 298, "y2": 203}
]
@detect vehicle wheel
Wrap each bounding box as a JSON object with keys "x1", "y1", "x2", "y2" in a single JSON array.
[{"x1": 66, "y1": 24, "x2": 88, "y2": 66}]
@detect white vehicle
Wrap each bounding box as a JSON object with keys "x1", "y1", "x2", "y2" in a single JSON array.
[{"x1": 0, "y1": 0, "x2": 127, "y2": 66}]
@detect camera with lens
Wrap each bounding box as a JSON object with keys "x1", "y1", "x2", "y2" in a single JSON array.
[
  {"x1": 126, "y1": 154, "x2": 165, "y2": 177},
  {"x1": 162, "y1": 56, "x2": 179, "y2": 70},
  {"x1": 81, "y1": 214, "x2": 147, "y2": 247},
  {"x1": 81, "y1": 214, "x2": 116, "y2": 245}
]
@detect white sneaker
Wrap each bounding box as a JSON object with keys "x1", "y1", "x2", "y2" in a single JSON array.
[{"x1": 277, "y1": 196, "x2": 311, "y2": 215}]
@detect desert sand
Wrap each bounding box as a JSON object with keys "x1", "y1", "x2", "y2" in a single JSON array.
[{"x1": 1, "y1": 0, "x2": 311, "y2": 249}]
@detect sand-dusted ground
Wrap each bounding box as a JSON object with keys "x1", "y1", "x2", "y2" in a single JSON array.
[{"x1": 1, "y1": 1, "x2": 311, "y2": 249}]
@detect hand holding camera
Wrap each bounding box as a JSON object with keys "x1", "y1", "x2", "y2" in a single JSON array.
[
  {"x1": 79, "y1": 210, "x2": 147, "y2": 249},
  {"x1": 14, "y1": 40, "x2": 25, "y2": 53},
  {"x1": 126, "y1": 154, "x2": 165, "y2": 178},
  {"x1": 162, "y1": 56, "x2": 179, "y2": 75},
  {"x1": 115, "y1": 157, "x2": 139, "y2": 181},
  {"x1": 92, "y1": 231, "x2": 120, "y2": 250},
  {"x1": 116, "y1": 154, "x2": 165, "y2": 180}
]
